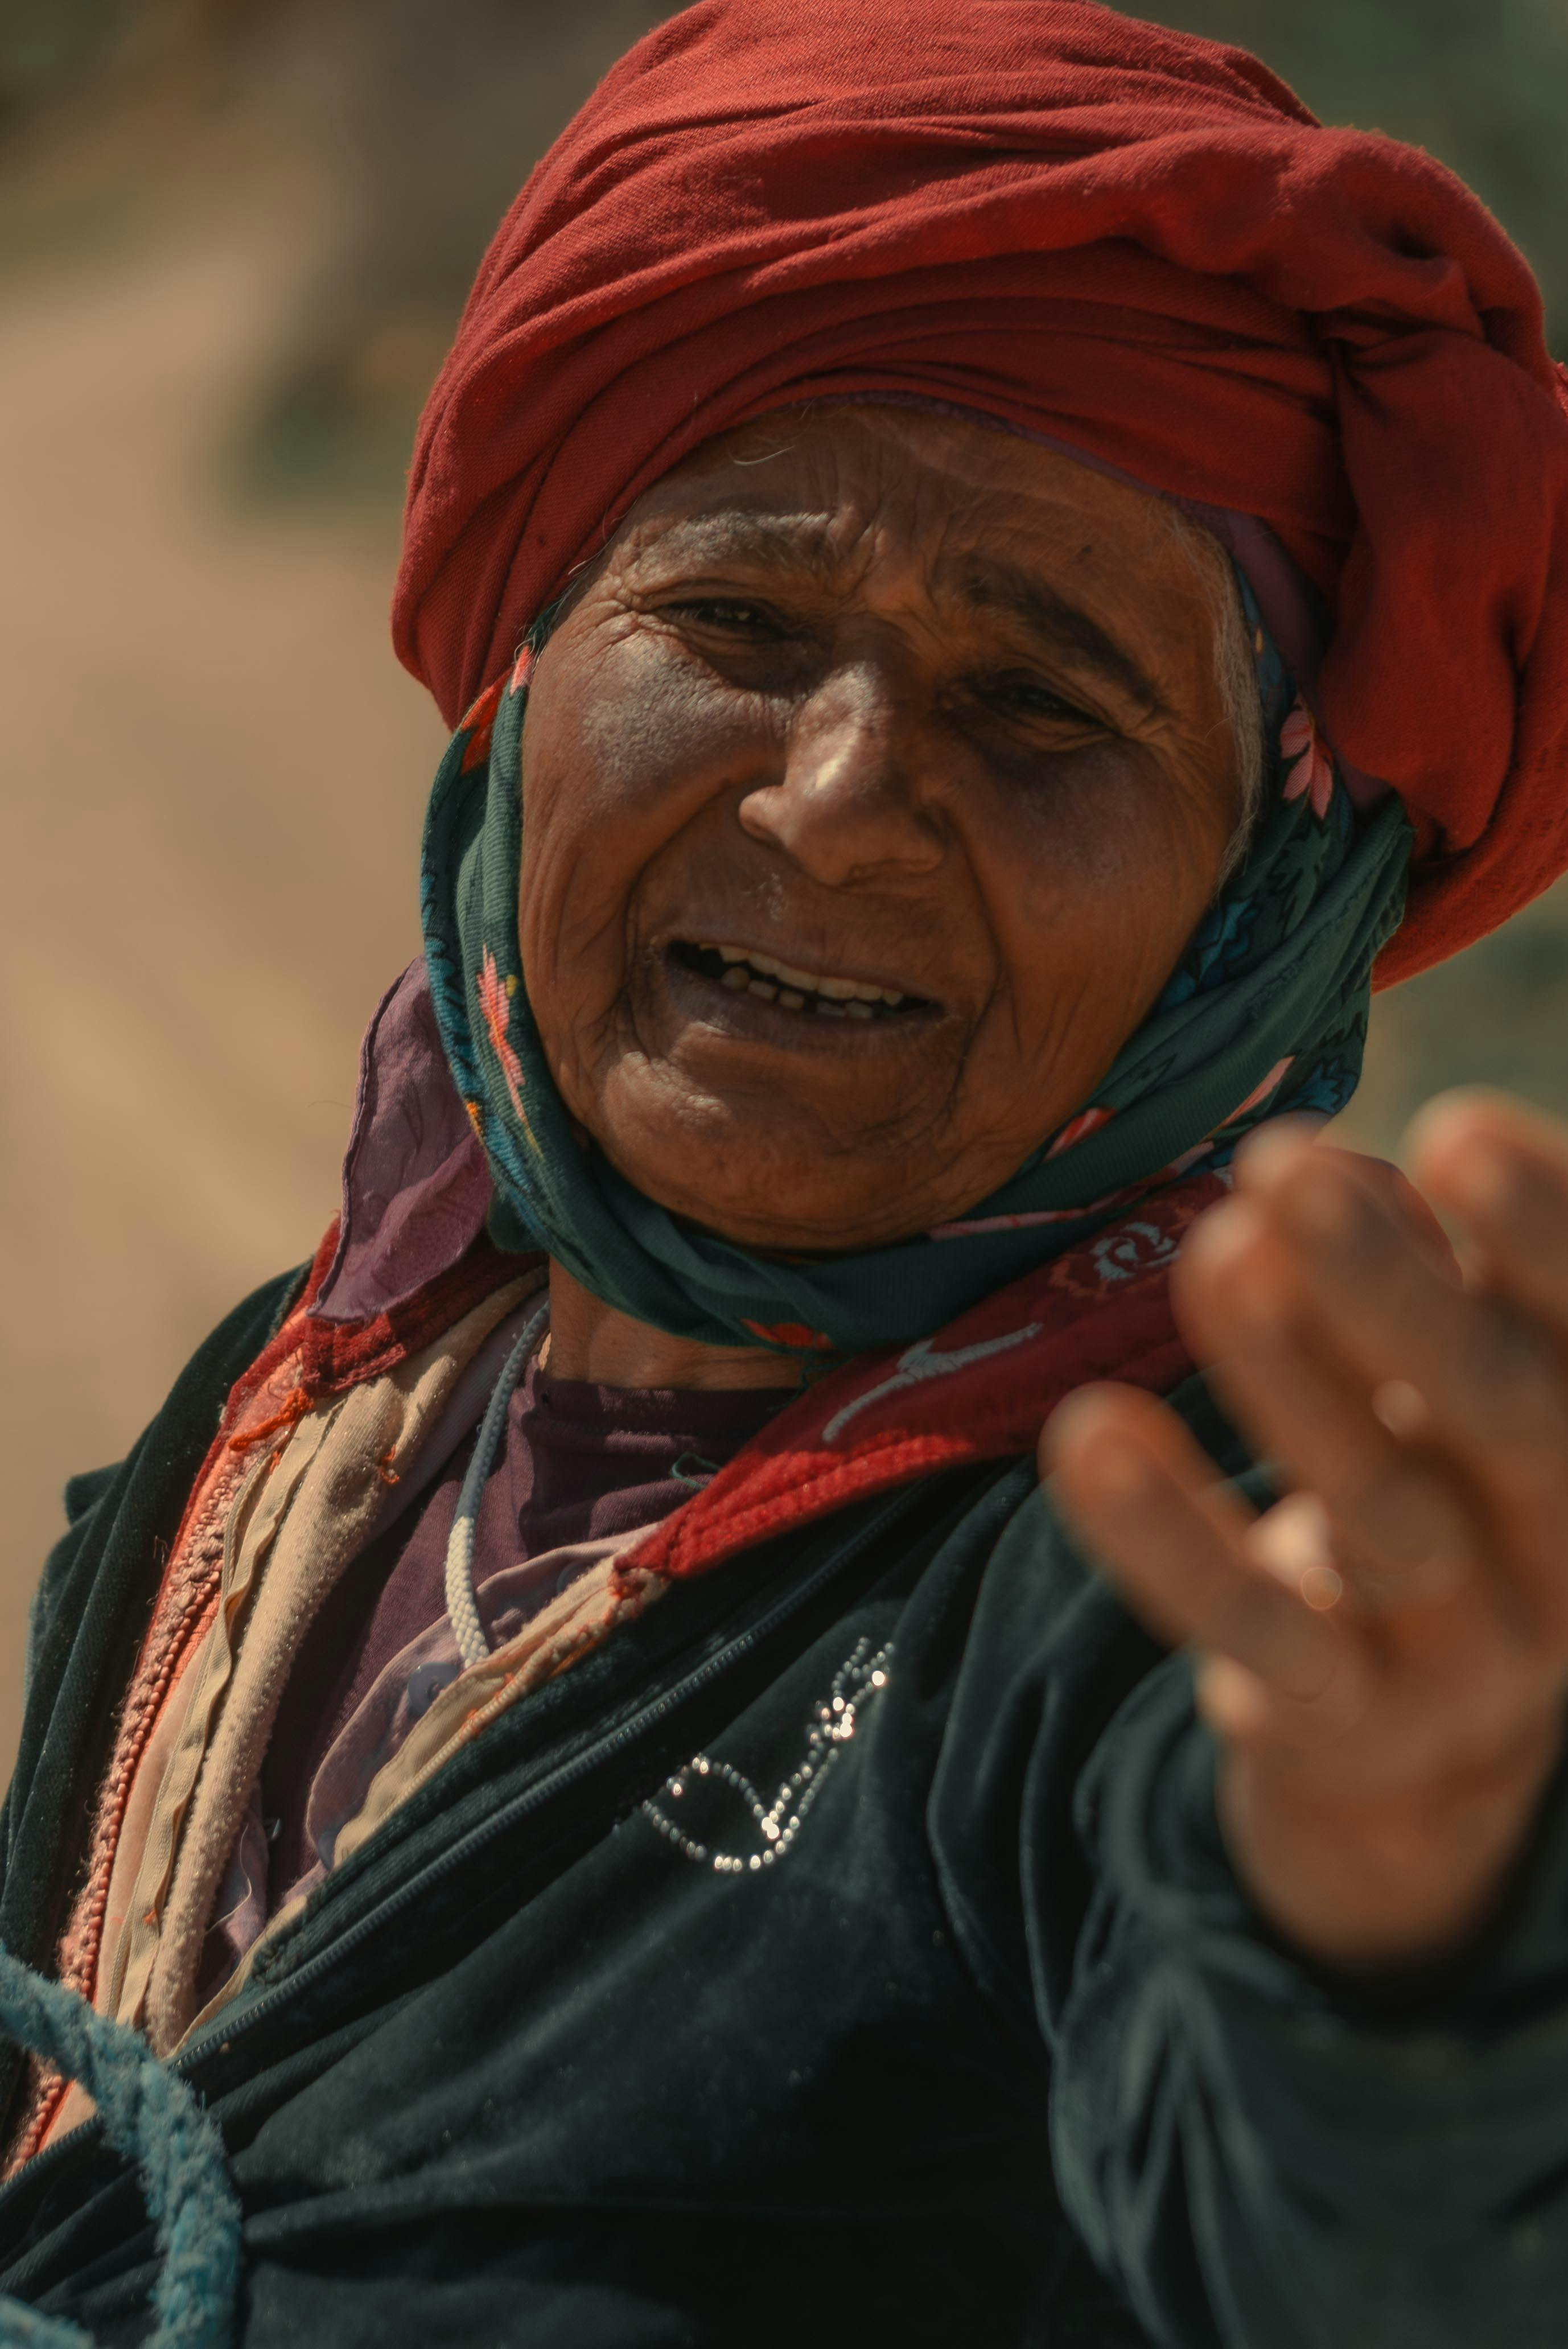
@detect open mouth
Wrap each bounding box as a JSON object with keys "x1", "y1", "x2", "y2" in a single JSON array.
[{"x1": 668, "y1": 940, "x2": 934, "y2": 1022}]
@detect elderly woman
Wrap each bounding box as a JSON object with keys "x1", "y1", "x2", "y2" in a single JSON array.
[{"x1": 5, "y1": 3, "x2": 1568, "y2": 2343}]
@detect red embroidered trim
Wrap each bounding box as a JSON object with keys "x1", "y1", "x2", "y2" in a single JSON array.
[{"x1": 615, "y1": 1177, "x2": 1221, "y2": 1588}]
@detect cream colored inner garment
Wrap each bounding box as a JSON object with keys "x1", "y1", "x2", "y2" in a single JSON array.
[{"x1": 43, "y1": 1273, "x2": 542, "y2": 2150}]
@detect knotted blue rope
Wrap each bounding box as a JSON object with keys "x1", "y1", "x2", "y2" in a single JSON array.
[{"x1": 0, "y1": 1947, "x2": 240, "y2": 2347}]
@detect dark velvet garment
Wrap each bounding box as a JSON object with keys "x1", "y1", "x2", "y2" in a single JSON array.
[
  {"x1": 262, "y1": 1363, "x2": 786, "y2": 1898},
  {"x1": 10, "y1": 1281, "x2": 1568, "y2": 2347}
]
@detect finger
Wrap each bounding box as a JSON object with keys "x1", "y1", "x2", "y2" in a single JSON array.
[
  {"x1": 1234, "y1": 1133, "x2": 1560, "y2": 1451},
  {"x1": 1230, "y1": 1134, "x2": 1568, "y2": 1644},
  {"x1": 1234, "y1": 1123, "x2": 1460, "y2": 1285},
  {"x1": 1044, "y1": 1384, "x2": 1365, "y2": 1726},
  {"x1": 1409, "y1": 1090, "x2": 1568, "y2": 1328},
  {"x1": 1174, "y1": 1196, "x2": 1480, "y2": 1614}
]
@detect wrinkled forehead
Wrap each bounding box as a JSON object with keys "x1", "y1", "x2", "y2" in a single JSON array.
[
  {"x1": 582, "y1": 401, "x2": 1238, "y2": 700},
  {"x1": 617, "y1": 401, "x2": 1181, "y2": 562}
]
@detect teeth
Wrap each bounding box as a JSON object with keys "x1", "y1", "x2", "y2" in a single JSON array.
[
  {"x1": 746, "y1": 949, "x2": 817, "y2": 990},
  {"x1": 707, "y1": 943, "x2": 906, "y2": 1005},
  {"x1": 694, "y1": 940, "x2": 917, "y2": 1014}
]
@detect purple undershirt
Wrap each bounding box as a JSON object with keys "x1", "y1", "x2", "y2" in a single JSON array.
[{"x1": 261, "y1": 1357, "x2": 782, "y2": 1899}]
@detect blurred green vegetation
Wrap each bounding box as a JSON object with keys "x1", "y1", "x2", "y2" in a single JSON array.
[
  {"x1": 1132, "y1": 0, "x2": 1568, "y2": 344},
  {"x1": 0, "y1": 1, "x2": 678, "y2": 500},
  {"x1": 1348, "y1": 882, "x2": 1568, "y2": 1156},
  {"x1": 0, "y1": 0, "x2": 126, "y2": 121},
  {"x1": 223, "y1": 0, "x2": 677, "y2": 505}
]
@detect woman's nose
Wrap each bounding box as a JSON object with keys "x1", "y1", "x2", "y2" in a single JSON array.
[{"x1": 736, "y1": 665, "x2": 947, "y2": 886}]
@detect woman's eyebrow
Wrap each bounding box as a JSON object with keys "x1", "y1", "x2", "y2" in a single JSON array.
[
  {"x1": 637, "y1": 519, "x2": 1170, "y2": 714},
  {"x1": 637, "y1": 511, "x2": 843, "y2": 586},
  {"x1": 956, "y1": 560, "x2": 1170, "y2": 715}
]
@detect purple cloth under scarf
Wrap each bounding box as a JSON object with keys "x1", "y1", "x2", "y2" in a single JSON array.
[{"x1": 312, "y1": 958, "x2": 493, "y2": 1326}]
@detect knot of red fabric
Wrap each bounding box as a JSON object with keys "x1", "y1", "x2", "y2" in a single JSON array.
[{"x1": 393, "y1": 0, "x2": 1568, "y2": 984}]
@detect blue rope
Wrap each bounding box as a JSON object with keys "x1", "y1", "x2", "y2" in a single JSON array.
[{"x1": 0, "y1": 1948, "x2": 240, "y2": 2347}]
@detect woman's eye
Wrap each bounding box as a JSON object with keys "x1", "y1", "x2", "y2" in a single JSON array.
[
  {"x1": 985, "y1": 674, "x2": 1095, "y2": 725},
  {"x1": 671, "y1": 598, "x2": 781, "y2": 635}
]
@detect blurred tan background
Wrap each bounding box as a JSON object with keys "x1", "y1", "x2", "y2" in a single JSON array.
[{"x1": 2, "y1": 0, "x2": 1565, "y2": 1780}]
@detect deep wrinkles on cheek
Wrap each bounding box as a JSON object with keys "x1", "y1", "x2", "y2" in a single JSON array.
[
  {"x1": 520, "y1": 838, "x2": 633, "y2": 1109},
  {"x1": 585, "y1": 664, "x2": 793, "y2": 858},
  {"x1": 520, "y1": 814, "x2": 624, "y2": 981},
  {"x1": 1038, "y1": 958, "x2": 1115, "y2": 1097},
  {"x1": 954, "y1": 952, "x2": 1108, "y2": 1177},
  {"x1": 1021, "y1": 739, "x2": 1220, "y2": 897},
  {"x1": 520, "y1": 649, "x2": 730, "y2": 1100},
  {"x1": 535, "y1": 793, "x2": 740, "y2": 1117},
  {"x1": 555, "y1": 653, "x2": 694, "y2": 810},
  {"x1": 968, "y1": 778, "x2": 1216, "y2": 1105}
]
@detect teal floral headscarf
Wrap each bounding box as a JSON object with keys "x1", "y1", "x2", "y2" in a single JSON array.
[{"x1": 421, "y1": 581, "x2": 1410, "y2": 1357}]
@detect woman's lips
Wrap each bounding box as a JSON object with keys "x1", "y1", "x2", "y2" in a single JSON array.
[
  {"x1": 666, "y1": 937, "x2": 936, "y2": 1022},
  {"x1": 657, "y1": 939, "x2": 943, "y2": 1046}
]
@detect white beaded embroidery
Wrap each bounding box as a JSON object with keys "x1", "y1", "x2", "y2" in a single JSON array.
[{"x1": 641, "y1": 1636, "x2": 893, "y2": 1875}]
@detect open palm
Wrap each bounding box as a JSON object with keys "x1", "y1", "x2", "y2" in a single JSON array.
[{"x1": 1046, "y1": 1096, "x2": 1568, "y2": 1973}]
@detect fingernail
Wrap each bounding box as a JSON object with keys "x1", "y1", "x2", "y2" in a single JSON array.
[
  {"x1": 1182, "y1": 1195, "x2": 1270, "y2": 1276},
  {"x1": 1081, "y1": 1437, "x2": 1159, "y2": 1506},
  {"x1": 1371, "y1": 1380, "x2": 1430, "y2": 1440},
  {"x1": 1235, "y1": 1120, "x2": 1318, "y2": 1183},
  {"x1": 1437, "y1": 1134, "x2": 1520, "y2": 1224},
  {"x1": 1282, "y1": 1167, "x2": 1382, "y2": 1258}
]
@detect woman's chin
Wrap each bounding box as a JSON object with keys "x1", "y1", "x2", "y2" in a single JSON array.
[
  {"x1": 592, "y1": 1125, "x2": 1003, "y2": 1256},
  {"x1": 629, "y1": 1175, "x2": 924, "y2": 1252}
]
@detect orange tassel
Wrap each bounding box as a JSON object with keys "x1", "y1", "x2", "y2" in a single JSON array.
[{"x1": 228, "y1": 1385, "x2": 312, "y2": 1452}]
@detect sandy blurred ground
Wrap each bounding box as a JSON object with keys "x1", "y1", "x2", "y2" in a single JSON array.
[{"x1": 0, "y1": 222, "x2": 444, "y2": 1774}]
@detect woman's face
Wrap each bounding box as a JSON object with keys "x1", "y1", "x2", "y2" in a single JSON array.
[{"x1": 519, "y1": 405, "x2": 1244, "y2": 1252}]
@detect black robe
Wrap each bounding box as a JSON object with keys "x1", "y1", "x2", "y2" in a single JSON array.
[{"x1": 2, "y1": 1266, "x2": 1567, "y2": 2347}]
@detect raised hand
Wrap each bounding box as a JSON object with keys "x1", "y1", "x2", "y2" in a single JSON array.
[{"x1": 1044, "y1": 1095, "x2": 1568, "y2": 1974}]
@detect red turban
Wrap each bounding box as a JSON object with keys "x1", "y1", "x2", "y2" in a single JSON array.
[{"x1": 394, "y1": 0, "x2": 1568, "y2": 984}]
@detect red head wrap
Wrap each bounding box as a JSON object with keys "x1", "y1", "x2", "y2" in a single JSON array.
[{"x1": 394, "y1": 0, "x2": 1568, "y2": 982}]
